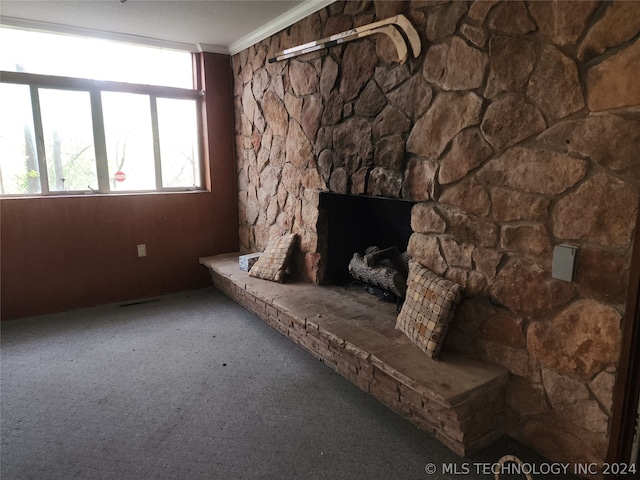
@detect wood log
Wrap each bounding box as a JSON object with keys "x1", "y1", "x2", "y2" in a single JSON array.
[{"x1": 348, "y1": 253, "x2": 407, "y2": 298}]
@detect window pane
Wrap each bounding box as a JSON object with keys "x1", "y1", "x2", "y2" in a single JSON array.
[
  {"x1": 1, "y1": 27, "x2": 193, "y2": 89},
  {"x1": 0, "y1": 83, "x2": 40, "y2": 194},
  {"x1": 102, "y1": 92, "x2": 155, "y2": 191},
  {"x1": 39, "y1": 89, "x2": 97, "y2": 192},
  {"x1": 157, "y1": 98, "x2": 200, "y2": 188}
]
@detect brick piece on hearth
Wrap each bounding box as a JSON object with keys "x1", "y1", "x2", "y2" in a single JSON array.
[{"x1": 239, "y1": 253, "x2": 261, "y2": 272}]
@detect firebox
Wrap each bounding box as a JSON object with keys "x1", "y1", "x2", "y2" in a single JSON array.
[{"x1": 318, "y1": 193, "x2": 415, "y2": 285}]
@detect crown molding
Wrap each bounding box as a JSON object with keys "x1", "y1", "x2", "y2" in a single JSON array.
[{"x1": 228, "y1": 0, "x2": 336, "y2": 56}]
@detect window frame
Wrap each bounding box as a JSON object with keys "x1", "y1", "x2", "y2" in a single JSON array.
[{"x1": 1, "y1": 69, "x2": 204, "y2": 196}]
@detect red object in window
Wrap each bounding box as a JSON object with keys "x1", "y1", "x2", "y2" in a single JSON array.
[{"x1": 114, "y1": 171, "x2": 126, "y2": 182}]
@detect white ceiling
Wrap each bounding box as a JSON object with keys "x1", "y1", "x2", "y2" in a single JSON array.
[{"x1": 0, "y1": 0, "x2": 334, "y2": 54}]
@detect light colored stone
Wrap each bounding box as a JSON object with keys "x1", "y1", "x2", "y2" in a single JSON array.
[
  {"x1": 537, "y1": 114, "x2": 640, "y2": 182},
  {"x1": 401, "y1": 157, "x2": 436, "y2": 201},
  {"x1": 333, "y1": 117, "x2": 373, "y2": 174},
  {"x1": 480, "y1": 94, "x2": 546, "y2": 152},
  {"x1": 340, "y1": 40, "x2": 378, "y2": 101},
  {"x1": 354, "y1": 79, "x2": 387, "y2": 117},
  {"x1": 285, "y1": 120, "x2": 313, "y2": 169},
  {"x1": 374, "y1": 0, "x2": 407, "y2": 19},
  {"x1": 439, "y1": 178, "x2": 491, "y2": 217},
  {"x1": 459, "y1": 23, "x2": 487, "y2": 48},
  {"x1": 351, "y1": 168, "x2": 368, "y2": 195},
  {"x1": 487, "y1": 1, "x2": 536, "y2": 35},
  {"x1": 500, "y1": 224, "x2": 553, "y2": 269},
  {"x1": 529, "y1": 0, "x2": 598, "y2": 47},
  {"x1": 587, "y1": 37, "x2": 640, "y2": 111},
  {"x1": 269, "y1": 135, "x2": 285, "y2": 168},
  {"x1": 411, "y1": 203, "x2": 446, "y2": 234},
  {"x1": 407, "y1": 92, "x2": 483, "y2": 160},
  {"x1": 373, "y1": 134, "x2": 405, "y2": 170},
  {"x1": 552, "y1": 173, "x2": 639, "y2": 248},
  {"x1": 322, "y1": 90, "x2": 343, "y2": 126},
  {"x1": 242, "y1": 83, "x2": 258, "y2": 125},
  {"x1": 478, "y1": 146, "x2": 587, "y2": 195},
  {"x1": 329, "y1": 167, "x2": 348, "y2": 194},
  {"x1": 372, "y1": 105, "x2": 410, "y2": 139},
  {"x1": 320, "y1": 56, "x2": 339, "y2": 98},
  {"x1": 284, "y1": 92, "x2": 303, "y2": 125},
  {"x1": 576, "y1": 248, "x2": 629, "y2": 305},
  {"x1": 425, "y1": 2, "x2": 468, "y2": 41},
  {"x1": 443, "y1": 208, "x2": 499, "y2": 248},
  {"x1": 528, "y1": 299, "x2": 622, "y2": 380},
  {"x1": 542, "y1": 368, "x2": 609, "y2": 435},
  {"x1": 407, "y1": 234, "x2": 447, "y2": 275},
  {"x1": 514, "y1": 411, "x2": 609, "y2": 468},
  {"x1": 387, "y1": 75, "x2": 433, "y2": 122},
  {"x1": 491, "y1": 188, "x2": 550, "y2": 223},
  {"x1": 527, "y1": 45, "x2": 584, "y2": 121},
  {"x1": 251, "y1": 68, "x2": 270, "y2": 102},
  {"x1": 440, "y1": 236, "x2": 474, "y2": 269},
  {"x1": 374, "y1": 65, "x2": 411, "y2": 93},
  {"x1": 507, "y1": 377, "x2": 549, "y2": 416},
  {"x1": 301, "y1": 95, "x2": 323, "y2": 142},
  {"x1": 438, "y1": 128, "x2": 493, "y2": 185},
  {"x1": 488, "y1": 257, "x2": 574, "y2": 317},
  {"x1": 367, "y1": 167, "x2": 403, "y2": 198},
  {"x1": 281, "y1": 162, "x2": 301, "y2": 197},
  {"x1": 590, "y1": 371, "x2": 616, "y2": 414},
  {"x1": 472, "y1": 248, "x2": 502, "y2": 280},
  {"x1": 301, "y1": 168, "x2": 325, "y2": 191},
  {"x1": 423, "y1": 36, "x2": 488, "y2": 91},
  {"x1": 468, "y1": 0, "x2": 498, "y2": 23},
  {"x1": 578, "y1": 1, "x2": 640, "y2": 61},
  {"x1": 261, "y1": 90, "x2": 288, "y2": 137},
  {"x1": 485, "y1": 35, "x2": 536, "y2": 99}
]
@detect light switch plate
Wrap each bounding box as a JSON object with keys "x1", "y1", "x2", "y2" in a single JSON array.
[{"x1": 552, "y1": 244, "x2": 578, "y2": 282}]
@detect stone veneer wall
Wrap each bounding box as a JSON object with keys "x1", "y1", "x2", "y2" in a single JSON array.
[{"x1": 232, "y1": 0, "x2": 640, "y2": 468}]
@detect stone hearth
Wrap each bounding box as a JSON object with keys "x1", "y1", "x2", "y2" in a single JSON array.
[{"x1": 201, "y1": 253, "x2": 509, "y2": 456}]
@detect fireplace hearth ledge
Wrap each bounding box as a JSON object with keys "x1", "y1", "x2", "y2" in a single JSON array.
[{"x1": 200, "y1": 252, "x2": 509, "y2": 456}]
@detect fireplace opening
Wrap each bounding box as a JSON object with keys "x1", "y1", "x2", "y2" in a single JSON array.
[{"x1": 318, "y1": 193, "x2": 415, "y2": 286}]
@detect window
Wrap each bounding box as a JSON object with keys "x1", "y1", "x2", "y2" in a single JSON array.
[{"x1": 0, "y1": 26, "x2": 202, "y2": 196}]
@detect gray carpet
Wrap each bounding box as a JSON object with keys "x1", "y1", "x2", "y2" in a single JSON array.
[{"x1": 1, "y1": 287, "x2": 573, "y2": 480}]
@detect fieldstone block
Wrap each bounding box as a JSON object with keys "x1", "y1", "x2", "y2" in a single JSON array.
[
  {"x1": 410, "y1": 203, "x2": 446, "y2": 234},
  {"x1": 387, "y1": 75, "x2": 433, "y2": 122},
  {"x1": 261, "y1": 90, "x2": 288, "y2": 136},
  {"x1": 438, "y1": 128, "x2": 493, "y2": 185},
  {"x1": 576, "y1": 247, "x2": 629, "y2": 304},
  {"x1": 480, "y1": 94, "x2": 546, "y2": 152},
  {"x1": 487, "y1": 1, "x2": 535, "y2": 35},
  {"x1": 500, "y1": 224, "x2": 553, "y2": 269},
  {"x1": 578, "y1": 1, "x2": 640, "y2": 61},
  {"x1": 537, "y1": 114, "x2": 640, "y2": 182},
  {"x1": 423, "y1": 36, "x2": 488, "y2": 91},
  {"x1": 401, "y1": 157, "x2": 437, "y2": 201},
  {"x1": 340, "y1": 40, "x2": 378, "y2": 101},
  {"x1": 439, "y1": 178, "x2": 491, "y2": 217},
  {"x1": 587, "y1": 37, "x2": 640, "y2": 111},
  {"x1": 407, "y1": 91, "x2": 483, "y2": 160},
  {"x1": 552, "y1": 173, "x2": 638, "y2": 248},
  {"x1": 529, "y1": 0, "x2": 598, "y2": 47},
  {"x1": 526, "y1": 45, "x2": 584, "y2": 121},
  {"x1": 407, "y1": 233, "x2": 447, "y2": 274},
  {"x1": 372, "y1": 105, "x2": 410, "y2": 139},
  {"x1": 491, "y1": 188, "x2": 550, "y2": 222},
  {"x1": 528, "y1": 300, "x2": 622, "y2": 380},
  {"x1": 485, "y1": 35, "x2": 536, "y2": 99},
  {"x1": 478, "y1": 146, "x2": 587, "y2": 195},
  {"x1": 488, "y1": 257, "x2": 574, "y2": 317}
]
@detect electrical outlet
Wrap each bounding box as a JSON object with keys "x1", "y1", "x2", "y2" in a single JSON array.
[{"x1": 137, "y1": 244, "x2": 147, "y2": 257}]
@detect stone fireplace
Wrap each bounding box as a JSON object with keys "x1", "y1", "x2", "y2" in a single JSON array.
[{"x1": 233, "y1": 0, "x2": 640, "y2": 471}]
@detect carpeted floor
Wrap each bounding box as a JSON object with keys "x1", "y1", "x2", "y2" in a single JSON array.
[{"x1": 1, "y1": 287, "x2": 574, "y2": 480}]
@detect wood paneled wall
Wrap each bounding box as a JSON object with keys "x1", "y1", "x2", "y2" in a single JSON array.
[{"x1": 0, "y1": 52, "x2": 238, "y2": 320}]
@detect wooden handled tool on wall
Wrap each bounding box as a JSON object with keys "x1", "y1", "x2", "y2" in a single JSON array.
[{"x1": 268, "y1": 14, "x2": 421, "y2": 64}]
